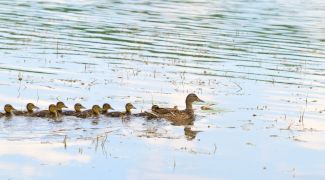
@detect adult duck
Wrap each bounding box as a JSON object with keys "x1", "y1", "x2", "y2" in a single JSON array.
[{"x1": 151, "y1": 93, "x2": 204, "y2": 125}]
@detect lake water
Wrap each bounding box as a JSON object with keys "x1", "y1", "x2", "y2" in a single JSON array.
[{"x1": 0, "y1": 0, "x2": 325, "y2": 179}]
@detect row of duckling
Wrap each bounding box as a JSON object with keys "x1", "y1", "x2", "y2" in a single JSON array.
[
  {"x1": 0, "y1": 102, "x2": 136, "y2": 118},
  {"x1": 0, "y1": 94, "x2": 204, "y2": 123}
]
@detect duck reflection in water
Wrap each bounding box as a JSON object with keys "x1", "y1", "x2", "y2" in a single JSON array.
[{"x1": 184, "y1": 127, "x2": 201, "y2": 141}]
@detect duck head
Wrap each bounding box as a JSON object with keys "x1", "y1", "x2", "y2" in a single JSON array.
[
  {"x1": 26, "y1": 103, "x2": 39, "y2": 113},
  {"x1": 56, "y1": 102, "x2": 68, "y2": 112},
  {"x1": 92, "y1": 105, "x2": 102, "y2": 115},
  {"x1": 74, "y1": 103, "x2": 86, "y2": 113},
  {"x1": 49, "y1": 104, "x2": 58, "y2": 117},
  {"x1": 125, "y1": 103, "x2": 136, "y2": 113},
  {"x1": 151, "y1": 105, "x2": 159, "y2": 111},
  {"x1": 4, "y1": 104, "x2": 16, "y2": 114},
  {"x1": 185, "y1": 93, "x2": 204, "y2": 110},
  {"x1": 102, "y1": 103, "x2": 114, "y2": 113}
]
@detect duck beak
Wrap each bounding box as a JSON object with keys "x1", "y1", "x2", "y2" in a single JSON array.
[
  {"x1": 63, "y1": 105, "x2": 68, "y2": 108},
  {"x1": 34, "y1": 106, "x2": 40, "y2": 109},
  {"x1": 197, "y1": 98, "x2": 204, "y2": 103},
  {"x1": 80, "y1": 105, "x2": 86, "y2": 109},
  {"x1": 12, "y1": 107, "x2": 17, "y2": 111},
  {"x1": 110, "y1": 107, "x2": 115, "y2": 110},
  {"x1": 132, "y1": 106, "x2": 136, "y2": 109}
]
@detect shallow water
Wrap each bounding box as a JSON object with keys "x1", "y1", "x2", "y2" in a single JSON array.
[{"x1": 0, "y1": 0, "x2": 325, "y2": 179}]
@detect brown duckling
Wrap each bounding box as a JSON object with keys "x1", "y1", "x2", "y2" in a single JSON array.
[
  {"x1": 62, "y1": 103, "x2": 86, "y2": 116},
  {"x1": 151, "y1": 105, "x2": 179, "y2": 114},
  {"x1": 106, "y1": 103, "x2": 136, "y2": 117},
  {"x1": 132, "y1": 105, "x2": 160, "y2": 119},
  {"x1": 30, "y1": 104, "x2": 58, "y2": 118},
  {"x1": 151, "y1": 93, "x2": 204, "y2": 125},
  {"x1": 14, "y1": 103, "x2": 39, "y2": 116},
  {"x1": 101, "y1": 103, "x2": 114, "y2": 114},
  {"x1": 56, "y1": 101, "x2": 68, "y2": 114},
  {"x1": 133, "y1": 111, "x2": 158, "y2": 119},
  {"x1": 0, "y1": 104, "x2": 17, "y2": 117},
  {"x1": 77, "y1": 105, "x2": 102, "y2": 118}
]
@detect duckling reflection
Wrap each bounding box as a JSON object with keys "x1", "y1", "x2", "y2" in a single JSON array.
[
  {"x1": 14, "y1": 103, "x2": 39, "y2": 116},
  {"x1": 184, "y1": 127, "x2": 201, "y2": 141},
  {"x1": 101, "y1": 103, "x2": 114, "y2": 114},
  {"x1": 0, "y1": 104, "x2": 16, "y2": 118},
  {"x1": 150, "y1": 93, "x2": 204, "y2": 125},
  {"x1": 106, "y1": 103, "x2": 136, "y2": 117},
  {"x1": 77, "y1": 105, "x2": 101, "y2": 118},
  {"x1": 30, "y1": 104, "x2": 58, "y2": 118},
  {"x1": 56, "y1": 101, "x2": 68, "y2": 114},
  {"x1": 62, "y1": 103, "x2": 86, "y2": 116}
]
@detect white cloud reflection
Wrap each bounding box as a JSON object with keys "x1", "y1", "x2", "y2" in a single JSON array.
[{"x1": 0, "y1": 140, "x2": 90, "y2": 164}]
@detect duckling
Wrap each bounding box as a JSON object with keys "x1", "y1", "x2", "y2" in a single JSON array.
[
  {"x1": 62, "y1": 103, "x2": 86, "y2": 116},
  {"x1": 133, "y1": 105, "x2": 178, "y2": 119},
  {"x1": 133, "y1": 111, "x2": 158, "y2": 119},
  {"x1": 132, "y1": 105, "x2": 160, "y2": 119},
  {"x1": 0, "y1": 104, "x2": 17, "y2": 118},
  {"x1": 30, "y1": 104, "x2": 58, "y2": 118},
  {"x1": 77, "y1": 105, "x2": 102, "y2": 118},
  {"x1": 150, "y1": 93, "x2": 204, "y2": 125},
  {"x1": 151, "y1": 105, "x2": 179, "y2": 114},
  {"x1": 101, "y1": 103, "x2": 114, "y2": 114},
  {"x1": 106, "y1": 103, "x2": 136, "y2": 117},
  {"x1": 56, "y1": 101, "x2": 68, "y2": 114},
  {"x1": 133, "y1": 104, "x2": 178, "y2": 119},
  {"x1": 13, "y1": 103, "x2": 39, "y2": 116}
]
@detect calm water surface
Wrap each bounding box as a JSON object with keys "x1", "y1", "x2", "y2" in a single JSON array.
[{"x1": 0, "y1": 0, "x2": 325, "y2": 179}]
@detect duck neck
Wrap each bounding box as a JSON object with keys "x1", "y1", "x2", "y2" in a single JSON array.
[
  {"x1": 102, "y1": 109, "x2": 107, "y2": 113},
  {"x1": 28, "y1": 109, "x2": 33, "y2": 113},
  {"x1": 51, "y1": 111, "x2": 58, "y2": 118},
  {"x1": 185, "y1": 101, "x2": 193, "y2": 111},
  {"x1": 126, "y1": 109, "x2": 131, "y2": 114},
  {"x1": 93, "y1": 110, "x2": 99, "y2": 116}
]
